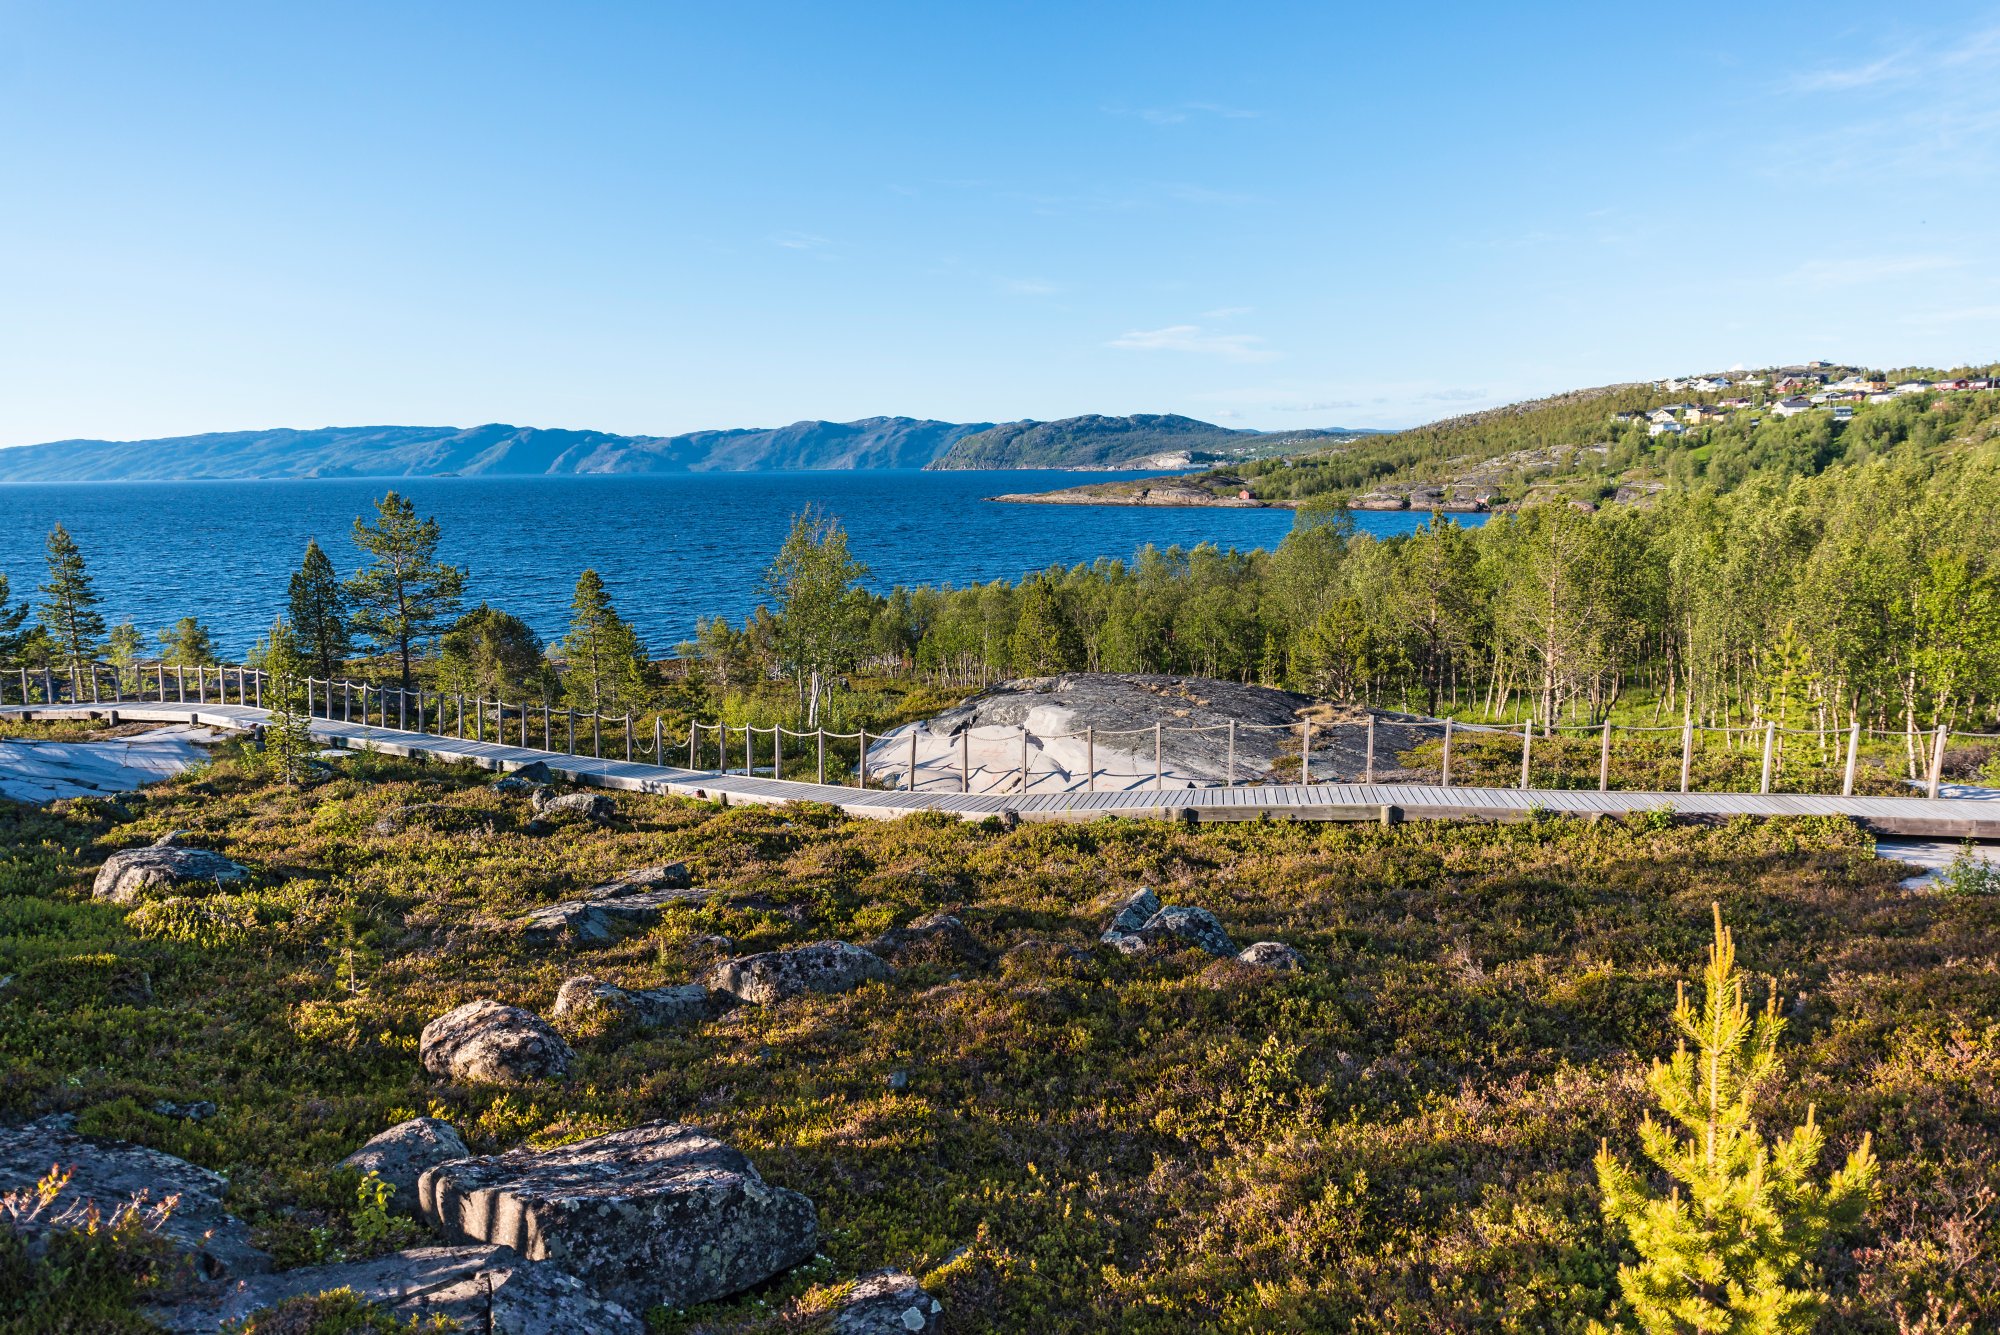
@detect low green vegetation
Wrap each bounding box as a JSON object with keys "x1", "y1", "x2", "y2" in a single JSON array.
[{"x1": 2, "y1": 738, "x2": 1994, "y2": 1330}]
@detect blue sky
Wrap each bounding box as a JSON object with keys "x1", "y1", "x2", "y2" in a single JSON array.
[{"x1": 2, "y1": 1, "x2": 1997, "y2": 447}]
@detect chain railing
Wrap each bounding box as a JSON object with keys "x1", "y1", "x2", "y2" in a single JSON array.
[{"x1": 6, "y1": 662, "x2": 1995, "y2": 802}]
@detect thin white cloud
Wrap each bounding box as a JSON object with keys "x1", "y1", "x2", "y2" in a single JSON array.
[
  {"x1": 771, "y1": 231, "x2": 832, "y2": 250},
  {"x1": 1789, "y1": 254, "x2": 1964, "y2": 288},
  {"x1": 1201, "y1": 306, "x2": 1253, "y2": 319},
  {"x1": 1002, "y1": 277, "x2": 1063, "y2": 296},
  {"x1": 1107, "y1": 323, "x2": 1278, "y2": 363},
  {"x1": 1111, "y1": 101, "x2": 1262, "y2": 125},
  {"x1": 1784, "y1": 50, "x2": 1913, "y2": 93}
]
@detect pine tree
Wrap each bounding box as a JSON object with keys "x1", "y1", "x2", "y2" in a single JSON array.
[
  {"x1": 288, "y1": 537, "x2": 352, "y2": 682},
  {"x1": 106, "y1": 623, "x2": 143, "y2": 693},
  {"x1": 560, "y1": 571, "x2": 649, "y2": 714},
  {"x1": 1593, "y1": 905, "x2": 1878, "y2": 1335},
  {"x1": 345, "y1": 493, "x2": 466, "y2": 693},
  {"x1": 258, "y1": 617, "x2": 317, "y2": 785},
  {"x1": 156, "y1": 616, "x2": 219, "y2": 667},
  {"x1": 37, "y1": 524, "x2": 106, "y2": 675}
]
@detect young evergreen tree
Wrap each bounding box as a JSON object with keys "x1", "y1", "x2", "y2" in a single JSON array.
[
  {"x1": 764, "y1": 506, "x2": 869, "y2": 724},
  {"x1": 156, "y1": 616, "x2": 219, "y2": 667},
  {"x1": 345, "y1": 492, "x2": 467, "y2": 692},
  {"x1": 257, "y1": 617, "x2": 317, "y2": 785},
  {"x1": 1593, "y1": 905, "x2": 1878, "y2": 1334},
  {"x1": 106, "y1": 622, "x2": 143, "y2": 692},
  {"x1": 37, "y1": 524, "x2": 106, "y2": 674},
  {"x1": 288, "y1": 537, "x2": 352, "y2": 682},
  {"x1": 440, "y1": 603, "x2": 554, "y2": 701},
  {"x1": 560, "y1": 571, "x2": 649, "y2": 714},
  {"x1": 0, "y1": 573, "x2": 31, "y2": 666}
]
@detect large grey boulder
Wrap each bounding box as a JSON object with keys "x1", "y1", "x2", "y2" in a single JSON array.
[
  {"x1": 519, "y1": 865, "x2": 710, "y2": 946},
  {"x1": 1236, "y1": 940, "x2": 1303, "y2": 971},
  {"x1": 420, "y1": 1000, "x2": 574, "y2": 1084},
  {"x1": 552, "y1": 976, "x2": 720, "y2": 1031},
  {"x1": 336, "y1": 1117, "x2": 469, "y2": 1214},
  {"x1": 835, "y1": 1270, "x2": 944, "y2": 1334},
  {"x1": 1099, "y1": 887, "x2": 1161, "y2": 954},
  {"x1": 700, "y1": 941, "x2": 892, "y2": 1006},
  {"x1": 417, "y1": 1120, "x2": 818, "y2": 1313},
  {"x1": 532, "y1": 789, "x2": 617, "y2": 823},
  {"x1": 92, "y1": 834, "x2": 249, "y2": 904},
  {"x1": 1136, "y1": 906, "x2": 1236, "y2": 958},
  {"x1": 0, "y1": 1115, "x2": 269, "y2": 1281},
  {"x1": 197, "y1": 1245, "x2": 642, "y2": 1335}
]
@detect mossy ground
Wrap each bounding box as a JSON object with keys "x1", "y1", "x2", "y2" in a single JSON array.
[{"x1": 2, "y1": 726, "x2": 1996, "y2": 1331}]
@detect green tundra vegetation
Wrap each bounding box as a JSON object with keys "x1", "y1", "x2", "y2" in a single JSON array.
[{"x1": 0, "y1": 736, "x2": 1992, "y2": 1330}]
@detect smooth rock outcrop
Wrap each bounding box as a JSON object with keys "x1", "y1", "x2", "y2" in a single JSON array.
[
  {"x1": 337, "y1": 1117, "x2": 469, "y2": 1213},
  {"x1": 417, "y1": 1120, "x2": 818, "y2": 1313},
  {"x1": 0, "y1": 1115, "x2": 270, "y2": 1281},
  {"x1": 701, "y1": 941, "x2": 892, "y2": 1006},
  {"x1": 203, "y1": 1245, "x2": 643, "y2": 1335},
  {"x1": 1136, "y1": 906, "x2": 1237, "y2": 957},
  {"x1": 519, "y1": 865, "x2": 709, "y2": 946},
  {"x1": 532, "y1": 789, "x2": 617, "y2": 823},
  {"x1": 552, "y1": 976, "x2": 720, "y2": 1031},
  {"x1": 420, "y1": 1000, "x2": 574, "y2": 1084},
  {"x1": 1236, "y1": 941, "x2": 1303, "y2": 971},
  {"x1": 1099, "y1": 887, "x2": 1162, "y2": 954},
  {"x1": 92, "y1": 834, "x2": 249, "y2": 904},
  {"x1": 868, "y1": 912, "x2": 990, "y2": 967},
  {"x1": 835, "y1": 1269, "x2": 944, "y2": 1334}
]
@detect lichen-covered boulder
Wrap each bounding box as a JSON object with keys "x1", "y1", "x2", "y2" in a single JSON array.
[
  {"x1": 868, "y1": 912, "x2": 990, "y2": 968},
  {"x1": 700, "y1": 941, "x2": 892, "y2": 1006},
  {"x1": 834, "y1": 1270, "x2": 943, "y2": 1334},
  {"x1": 207, "y1": 1245, "x2": 643, "y2": 1335},
  {"x1": 532, "y1": 789, "x2": 617, "y2": 822},
  {"x1": 519, "y1": 867, "x2": 710, "y2": 946},
  {"x1": 337, "y1": 1117, "x2": 469, "y2": 1213},
  {"x1": 494, "y1": 759, "x2": 553, "y2": 791},
  {"x1": 1236, "y1": 941, "x2": 1303, "y2": 971},
  {"x1": 551, "y1": 976, "x2": 720, "y2": 1032},
  {"x1": 1099, "y1": 887, "x2": 1161, "y2": 953},
  {"x1": 92, "y1": 835, "x2": 249, "y2": 904},
  {"x1": 1135, "y1": 906, "x2": 1236, "y2": 958},
  {"x1": 417, "y1": 1120, "x2": 818, "y2": 1313},
  {"x1": 419, "y1": 1000, "x2": 573, "y2": 1084},
  {"x1": 0, "y1": 1115, "x2": 270, "y2": 1282}
]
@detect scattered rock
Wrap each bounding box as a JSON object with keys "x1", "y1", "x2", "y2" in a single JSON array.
[
  {"x1": 151, "y1": 1100, "x2": 219, "y2": 1123},
  {"x1": 532, "y1": 789, "x2": 617, "y2": 823},
  {"x1": 495, "y1": 759, "x2": 553, "y2": 790},
  {"x1": 885, "y1": 1070, "x2": 909, "y2": 1091},
  {"x1": 1136, "y1": 906, "x2": 1237, "y2": 958},
  {"x1": 337, "y1": 1117, "x2": 469, "y2": 1213},
  {"x1": 200, "y1": 1245, "x2": 643, "y2": 1335},
  {"x1": 0, "y1": 1115, "x2": 270, "y2": 1281},
  {"x1": 1236, "y1": 941, "x2": 1303, "y2": 971},
  {"x1": 869, "y1": 911, "x2": 990, "y2": 967},
  {"x1": 92, "y1": 835, "x2": 249, "y2": 905},
  {"x1": 519, "y1": 866, "x2": 710, "y2": 946},
  {"x1": 418, "y1": 1120, "x2": 818, "y2": 1313},
  {"x1": 701, "y1": 941, "x2": 893, "y2": 1006},
  {"x1": 834, "y1": 1270, "x2": 944, "y2": 1334},
  {"x1": 419, "y1": 1000, "x2": 574, "y2": 1085},
  {"x1": 551, "y1": 976, "x2": 720, "y2": 1032},
  {"x1": 1098, "y1": 887, "x2": 1161, "y2": 953}
]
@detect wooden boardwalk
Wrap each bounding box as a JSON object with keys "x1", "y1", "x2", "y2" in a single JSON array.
[{"x1": 9, "y1": 702, "x2": 2000, "y2": 838}]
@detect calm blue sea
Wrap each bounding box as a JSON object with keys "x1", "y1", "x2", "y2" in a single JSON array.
[{"x1": 0, "y1": 472, "x2": 1479, "y2": 657}]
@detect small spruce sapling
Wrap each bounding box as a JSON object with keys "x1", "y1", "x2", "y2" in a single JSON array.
[
  {"x1": 259, "y1": 617, "x2": 317, "y2": 785},
  {"x1": 1593, "y1": 904, "x2": 1878, "y2": 1334}
]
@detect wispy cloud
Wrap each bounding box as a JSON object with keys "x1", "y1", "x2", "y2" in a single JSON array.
[
  {"x1": 1201, "y1": 305, "x2": 1253, "y2": 319},
  {"x1": 1107, "y1": 323, "x2": 1278, "y2": 363},
  {"x1": 1002, "y1": 277, "x2": 1063, "y2": 296},
  {"x1": 1788, "y1": 254, "x2": 1964, "y2": 288},
  {"x1": 1784, "y1": 50, "x2": 1914, "y2": 93},
  {"x1": 1110, "y1": 101, "x2": 1262, "y2": 125},
  {"x1": 771, "y1": 231, "x2": 832, "y2": 251}
]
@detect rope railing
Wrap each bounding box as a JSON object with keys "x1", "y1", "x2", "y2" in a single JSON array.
[{"x1": 5, "y1": 663, "x2": 1995, "y2": 803}]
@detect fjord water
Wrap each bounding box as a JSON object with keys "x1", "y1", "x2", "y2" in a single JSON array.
[{"x1": 0, "y1": 471, "x2": 1475, "y2": 657}]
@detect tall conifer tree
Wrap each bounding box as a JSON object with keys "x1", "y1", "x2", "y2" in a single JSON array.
[
  {"x1": 288, "y1": 537, "x2": 352, "y2": 682},
  {"x1": 345, "y1": 493, "x2": 466, "y2": 693},
  {"x1": 37, "y1": 524, "x2": 105, "y2": 679}
]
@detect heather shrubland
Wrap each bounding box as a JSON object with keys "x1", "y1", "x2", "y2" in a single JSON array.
[{"x1": 1, "y1": 730, "x2": 1995, "y2": 1331}]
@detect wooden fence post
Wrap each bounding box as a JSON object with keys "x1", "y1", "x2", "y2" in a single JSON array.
[
  {"x1": 1759, "y1": 721, "x2": 1777, "y2": 795},
  {"x1": 1364, "y1": 715, "x2": 1376, "y2": 784},
  {"x1": 1679, "y1": 705, "x2": 1693, "y2": 794},
  {"x1": 1441, "y1": 719, "x2": 1454, "y2": 788},
  {"x1": 1598, "y1": 720, "x2": 1613, "y2": 792},
  {"x1": 1154, "y1": 722, "x2": 1163, "y2": 792},
  {"x1": 817, "y1": 728, "x2": 826, "y2": 785},
  {"x1": 1227, "y1": 720, "x2": 1236, "y2": 788},
  {"x1": 908, "y1": 729, "x2": 918, "y2": 792},
  {"x1": 1301, "y1": 719, "x2": 1312, "y2": 785},
  {"x1": 592, "y1": 714, "x2": 601, "y2": 759},
  {"x1": 1520, "y1": 716, "x2": 1534, "y2": 790},
  {"x1": 692, "y1": 724, "x2": 701, "y2": 771},
  {"x1": 654, "y1": 717, "x2": 663, "y2": 765},
  {"x1": 960, "y1": 729, "x2": 969, "y2": 793},
  {"x1": 1928, "y1": 725, "x2": 1949, "y2": 800},
  {"x1": 625, "y1": 715, "x2": 633, "y2": 763},
  {"x1": 566, "y1": 707, "x2": 575, "y2": 753},
  {"x1": 1842, "y1": 719, "x2": 1860, "y2": 797},
  {"x1": 774, "y1": 726, "x2": 783, "y2": 780},
  {"x1": 398, "y1": 687, "x2": 406, "y2": 731},
  {"x1": 858, "y1": 729, "x2": 868, "y2": 787},
  {"x1": 719, "y1": 723, "x2": 727, "y2": 774},
  {"x1": 1086, "y1": 726, "x2": 1095, "y2": 793},
  {"x1": 1021, "y1": 728, "x2": 1030, "y2": 794}
]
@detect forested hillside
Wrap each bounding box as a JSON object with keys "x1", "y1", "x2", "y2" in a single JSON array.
[{"x1": 926, "y1": 413, "x2": 1362, "y2": 470}]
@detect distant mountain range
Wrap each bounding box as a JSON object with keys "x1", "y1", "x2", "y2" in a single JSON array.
[{"x1": 0, "y1": 414, "x2": 1376, "y2": 482}]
